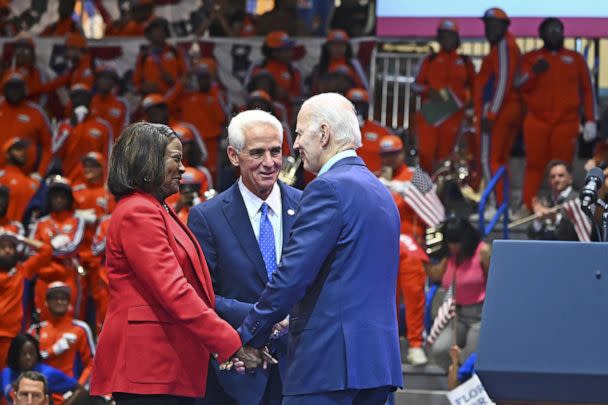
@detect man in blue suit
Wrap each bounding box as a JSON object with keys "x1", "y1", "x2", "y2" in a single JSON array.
[
  {"x1": 188, "y1": 109, "x2": 302, "y2": 405},
  {"x1": 237, "y1": 93, "x2": 403, "y2": 405}
]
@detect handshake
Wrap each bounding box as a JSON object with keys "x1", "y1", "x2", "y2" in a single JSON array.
[{"x1": 219, "y1": 346, "x2": 277, "y2": 374}]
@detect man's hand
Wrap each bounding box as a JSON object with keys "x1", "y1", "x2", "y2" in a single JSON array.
[
  {"x1": 532, "y1": 58, "x2": 550, "y2": 75},
  {"x1": 271, "y1": 317, "x2": 289, "y2": 339},
  {"x1": 219, "y1": 346, "x2": 278, "y2": 373}
]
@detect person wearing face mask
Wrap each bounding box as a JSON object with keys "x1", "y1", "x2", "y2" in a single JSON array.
[
  {"x1": 413, "y1": 19, "x2": 475, "y2": 173},
  {"x1": 346, "y1": 87, "x2": 395, "y2": 175},
  {"x1": 0, "y1": 233, "x2": 52, "y2": 370},
  {"x1": 516, "y1": 17, "x2": 598, "y2": 213},
  {"x1": 30, "y1": 176, "x2": 86, "y2": 321},
  {"x1": 0, "y1": 138, "x2": 40, "y2": 223},
  {"x1": 0, "y1": 73, "x2": 53, "y2": 177},
  {"x1": 53, "y1": 83, "x2": 113, "y2": 184},
  {"x1": 474, "y1": 8, "x2": 523, "y2": 204},
  {"x1": 91, "y1": 122, "x2": 258, "y2": 403}
]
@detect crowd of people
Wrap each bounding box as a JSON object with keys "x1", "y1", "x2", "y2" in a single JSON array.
[{"x1": 0, "y1": 1, "x2": 604, "y2": 402}]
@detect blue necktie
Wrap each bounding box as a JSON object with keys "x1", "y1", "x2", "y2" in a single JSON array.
[{"x1": 259, "y1": 202, "x2": 277, "y2": 280}]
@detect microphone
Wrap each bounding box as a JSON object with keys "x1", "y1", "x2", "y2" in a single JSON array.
[{"x1": 580, "y1": 167, "x2": 605, "y2": 214}]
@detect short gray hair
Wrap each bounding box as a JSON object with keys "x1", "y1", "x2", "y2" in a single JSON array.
[
  {"x1": 228, "y1": 110, "x2": 283, "y2": 152},
  {"x1": 301, "y1": 93, "x2": 362, "y2": 148}
]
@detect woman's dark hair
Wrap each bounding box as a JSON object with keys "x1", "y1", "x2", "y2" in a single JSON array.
[
  {"x1": 108, "y1": 122, "x2": 178, "y2": 200},
  {"x1": 442, "y1": 216, "x2": 481, "y2": 259},
  {"x1": 7, "y1": 334, "x2": 42, "y2": 371},
  {"x1": 317, "y1": 40, "x2": 354, "y2": 76}
]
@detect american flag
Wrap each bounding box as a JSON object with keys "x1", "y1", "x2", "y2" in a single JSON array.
[
  {"x1": 563, "y1": 197, "x2": 593, "y2": 242},
  {"x1": 401, "y1": 167, "x2": 446, "y2": 227}
]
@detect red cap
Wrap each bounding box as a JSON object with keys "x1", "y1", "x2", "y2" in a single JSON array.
[
  {"x1": 438, "y1": 19, "x2": 459, "y2": 33},
  {"x1": 482, "y1": 7, "x2": 510, "y2": 22},
  {"x1": 46, "y1": 281, "x2": 71, "y2": 298},
  {"x1": 172, "y1": 123, "x2": 193, "y2": 142},
  {"x1": 141, "y1": 94, "x2": 167, "y2": 110},
  {"x1": 2, "y1": 71, "x2": 25, "y2": 87},
  {"x1": 65, "y1": 33, "x2": 87, "y2": 49},
  {"x1": 70, "y1": 82, "x2": 91, "y2": 92},
  {"x1": 379, "y1": 135, "x2": 404, "y2": 154},
  {"x1": 265, "y1": 31, "x2": 295, "y2": 48},
  {"x1": 46, "y1": 175, "x2": 73, "y2": 193},
  {"x1": 181, "y1": 167, "x2": 205, "y2": 186},
  {"x1": 327, "y1": 29, "x2": 350, "y2": 42},
  {"x1": 2, "y1": 137, "x2": 28, "y2": 155},
  {"x1": 248, "y1": 90, "x2": 273, "y2": 103},
  {"x1": 81, "y1": 151, "x2": 104, "y2": 166},
  {"x1": 346, "y1": 88, "x2": 369, "y2": 103}
]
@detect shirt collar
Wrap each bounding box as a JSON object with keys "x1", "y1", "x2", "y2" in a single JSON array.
[
  {"x1": 238, "y1": 178, "x2": 282, "y2": 218},
  {"x1": 318, "y1": 149, "x2": 357, "y2": 176}
]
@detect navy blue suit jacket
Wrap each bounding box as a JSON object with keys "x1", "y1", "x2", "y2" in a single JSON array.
[
  {"x1": 238, "y1": 156, "x2": 404, "y2": 396},
  {"x1": 188, "y1": 180, "x2": 302, "y2": 403}
]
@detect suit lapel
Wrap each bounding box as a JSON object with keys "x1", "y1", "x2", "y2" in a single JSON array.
[
  {"x1": 222, "y1": 184, "x2": 269, "y2": 283},
  {"x1": 279, "y1": 182, "x2": 298, "y2": 250},
  {"x1": 165, "y1": 206, "x2": 214, "y2": 306}
]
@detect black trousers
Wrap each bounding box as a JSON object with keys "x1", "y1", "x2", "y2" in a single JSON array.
[{"x1": 113, "y1": 392, "x2": 196, "y2": 405}]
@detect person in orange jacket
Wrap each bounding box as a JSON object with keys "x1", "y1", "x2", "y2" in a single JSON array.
[
  {"x1": 29, "y1": 282, "x2": 95, "y2": 386},
  {"x1": 379, "y1": 134, "x2": 429, "y2": 366},
  {"x1": 31, "y1": 33, "x2": 95, "y2": 98},
  {"x1": 90, "y1": 65, "x2": 128, "y2": 140},
  {"x1": 164, "y1": 61, "x2": 227, "y2": 178},
  {"x1": 346, "y1": 87, "x2": 395, "y2": 175},
  {"x1": 0, "y1": 138, "x2": 40, "y2": 223},
  {"x1": 89, "y1": 215, "x2": 109, "y2": 334},
  {"x1": 30, "y1": 176, "x2": 86, "y2": 321},
  {"x1": 53, "y1": 83, "x2": 113, "y2": 184},
  {"x1": 172, "y1": 167, "x2": 208, "y2": 225},
  {"x1": 40, "y1": 0, "x2": 82, "y2": 37},
  {"x1": 2, "y1": 36, "x2": 49, "y2": 106},
  {"x1": 0, "y1": 232, "x2": 52, "y2": 369},
  {"x1": 516, "y1": 17, "x2": 598, "y2": 211},
  {"x1": 413, "y1": 19, "x2": 476, "y2": 173},
  {"x1": 73, "y1": 152, "x2": 112, "y2": 218},
  {"x1": 105, "y1": 0, "x2": 155, "y2": 37},
  {"x1": 0, "y1": 186, "x2": 25, "y2": 236},
  {"x1": 133, "y1": 17, "x2": 187, "y2": 95},
  {"x1": 244, "y1": 89, "x2": 293, "y2": 156},
  {"x1": 474, "y1": 8, "x2": 523, "y2": 203},
  {"x1": 245, "y1": 31, "x2": 303, "y2": 121},
  {"x1": 0, "y1": 73, "x2": 53, "y2": 177}
]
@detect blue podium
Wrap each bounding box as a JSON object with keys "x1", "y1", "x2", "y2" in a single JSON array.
[{"x1": 476, "y1": 240, "x2": 608, "y2": 404}]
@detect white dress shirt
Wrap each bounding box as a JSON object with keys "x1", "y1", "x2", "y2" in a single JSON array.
[
  {"x1": 318, "y1": 149, "x2": 358, "y2": 176},
  {"x1": 238, "y1": 178, "x2": 283, "y2": 264}
]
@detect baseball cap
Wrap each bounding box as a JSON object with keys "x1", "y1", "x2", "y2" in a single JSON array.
[
  {"x1": 46, "y1": 281, "x2": 71, "y2": 299},
  {"x1": 379, "y1": 135, "x2": 404, "y2": 154},
  {"x1": 81, "y1": 151, "x2": 104, "y2": 167},
  {"x1": 438, "y1": 19, "x2": 459, "y2": 33},
  {"x1": 482, "y1": 7, "x2": 510, "y2": 22},
  {"x1": 346, "y1": 88, "x2": 369, "y2": 103},
  {"x1": 327, "y1": 29, "x2": 350, "y2": 43},
  {"x1": 265, "y1": 31, "x2": 295, "y2": 49},
  {"x1": 141, "y1": 94, "x2": 167, "y2": 110},
  {"x1": 2, "y1": 137, "x2": 28, "y2": 155}
]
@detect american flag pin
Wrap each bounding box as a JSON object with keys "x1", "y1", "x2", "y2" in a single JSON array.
[{"x1": 287, "y1": 209, "x2": 295, "y2": 216}]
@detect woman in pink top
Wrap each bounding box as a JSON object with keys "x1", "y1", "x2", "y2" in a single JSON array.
[{"x1": 428, "y1": 217, "x2": 491, "y2": 370}]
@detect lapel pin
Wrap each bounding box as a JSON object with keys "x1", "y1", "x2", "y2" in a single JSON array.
[{"x1": 287, "y1": 209, "x2": 295, "y2": 216}]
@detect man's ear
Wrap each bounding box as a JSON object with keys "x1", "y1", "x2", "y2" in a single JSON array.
[
  {"x1": 226, "y1": 145, "x2": 240, "y2": 167},
  {"x1": 320, "y1": 123, "x2": 330, "y2": 147}
]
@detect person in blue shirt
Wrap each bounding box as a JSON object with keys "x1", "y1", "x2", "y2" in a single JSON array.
[{"x1": 1, "y1": 334, "x2": 85, "y2": 404}]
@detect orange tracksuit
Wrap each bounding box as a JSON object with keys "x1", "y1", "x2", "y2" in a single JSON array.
[
  {"x1": 73, "y1": 181, "x2": 113, "y2": 219},
  {"x1": 0, "y1": 217, "x2": 25, "y2": 235},
  {"x1": 133, "y1": 44, "x2": 187, "y2": 95},
  {"x1": 474, "y1": 33, "x2": 523, "y2": 202},
  {"x1": 249, "y1": 61, "x2": 303, "y2": 120},
  {"x1": 166, "y1": 83, "x2": 226, "y2": 176},
  {"x1": 90, "y1": 93, "x2": 128, "y2": 140},
  {"x1": 40, "y1": 18, "x2": 82, "y2": 36},
  {"x1": 359, "y1": 120, "x2": 395, "y2": 175},
  {"x1": 0, "y1": 100, "x2": 53, "y2": 176},
  {"x1": 1, "y1": 66, "x2": 48, "y2": 106},
  {"x1": 518, "y1": 48, "x2": 598, "y2": 209},
  {"x1": 90, "y1": 215, "x2": 110, "y2": 334},
  {"x1": 30, "y1": 316, "x2": 95, "y2": 385},
  {"x1": 30, "y1": 211, "x2": 86, "y2": 320},
  {"x1": 327, "y1": 58, "x2": 368, "y2": 90},
  {"x1": 414, "y1": 50, "x2": 475, "y2": 172},
  {"x1": 0, "y1": 165, "x2": 40, "y2": 222},
  {"x1": 386, "y1": 163, "x2": 426, "y2": 348},
  {"x1": 397, "y1": 235, "x2": 426, "y2": 348},
  {"x1": 32, "y1": 54, "x2": 95, "y2": 96},
  {"x1": 0, "y1": 244, "x2": 52, "y2": 368},
  {"x1": 53, "y1": 117, "x2": 112, "y2": 183},
  {"x1": 105, "y1": 17, "x2": 153, "y2": 37}
]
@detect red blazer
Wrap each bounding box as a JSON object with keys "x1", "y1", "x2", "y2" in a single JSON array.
[{"x1": 90, "y1": 192, "x2": 241, "y2": 398}]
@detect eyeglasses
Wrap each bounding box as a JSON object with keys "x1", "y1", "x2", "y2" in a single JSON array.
[{"x1": 243, "y1": 147, "x2": 282, "y2": 160}]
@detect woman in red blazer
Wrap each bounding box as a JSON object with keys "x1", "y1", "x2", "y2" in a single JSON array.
[{"x1": 90, "y1": 122, "x2": 243, "y2": 404}]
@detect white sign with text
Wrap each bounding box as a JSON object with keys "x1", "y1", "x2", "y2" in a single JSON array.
[{"x1": 446, "y1": 374, "x2": 495, "y2": 405}]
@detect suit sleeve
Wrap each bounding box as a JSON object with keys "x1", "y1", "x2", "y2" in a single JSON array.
[
  {"x1": 238, "y1": 178, "x2": 342, "y2": 347},
  {"x1": 121, "y1": 203, "x2": 242, "y2": 362},
  {"x1": 577, "y1": 54, "x2": 598, "y2": 122},
  {"x1": 187, "y1": 206, "x2": 255, "y2": 327}
]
